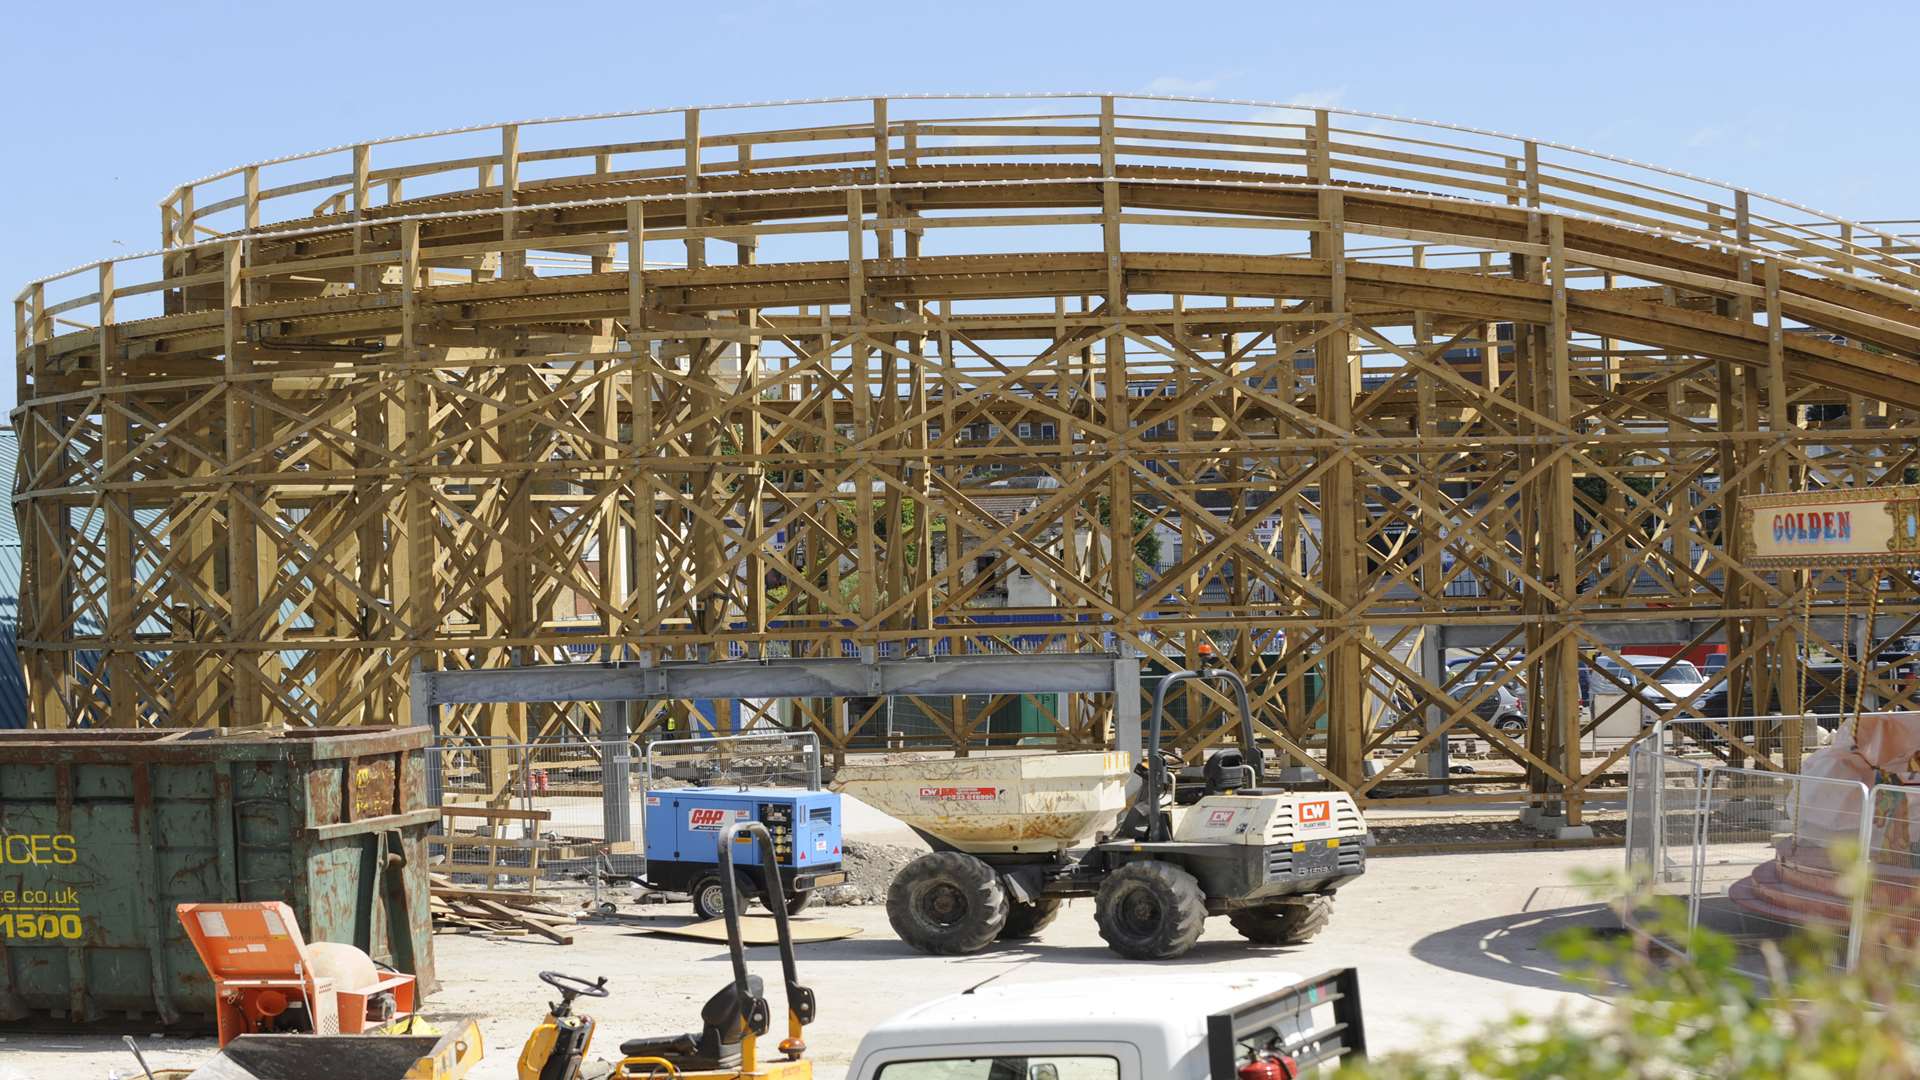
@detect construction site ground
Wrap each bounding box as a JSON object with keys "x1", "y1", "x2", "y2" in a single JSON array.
[{"x1": 3, "y1": 846, "x2": 1621, "y2": 1080}]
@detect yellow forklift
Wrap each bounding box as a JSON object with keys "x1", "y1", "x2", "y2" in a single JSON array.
[{"x1": 517, "y1": 820, "x2": 815, "y2": 1080}]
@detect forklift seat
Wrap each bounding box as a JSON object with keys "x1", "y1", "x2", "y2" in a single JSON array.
[{"x1": 619, "y1": 974, "x2": 763, "y2": 1069}]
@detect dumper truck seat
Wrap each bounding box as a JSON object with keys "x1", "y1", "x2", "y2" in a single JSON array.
[{"x1": 1203, "y1": 748, "x2": 1256, "y2": 795}]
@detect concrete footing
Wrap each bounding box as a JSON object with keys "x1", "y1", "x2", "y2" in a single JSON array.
[
  {"x1": 1532, "y1": 814, "x2": 1596, "y2": 840},
  {"x1": 1519, "y1": 806, "x2": 1595, "y2": 839}
]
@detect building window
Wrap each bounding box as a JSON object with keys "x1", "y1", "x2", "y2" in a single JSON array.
[
  {"x1": 1040, "y1": 422, "x2": 1057, "y2": 440},
  {"x1": 1016, "y1": 422, "x2": 1032, "y2": 439}
]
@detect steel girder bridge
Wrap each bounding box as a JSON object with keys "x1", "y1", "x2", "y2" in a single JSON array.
[{"x1": 14, "y1": 94, "x2": 1920, "y2": 826}]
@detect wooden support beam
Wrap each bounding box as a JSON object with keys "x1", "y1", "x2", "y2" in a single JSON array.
[
  {"x1": 1544, "y1": 216, "x2": 1581, "y2": 825},
  {"x1": 1316, "y1": 189, "x2": 1364, "y2": 783},
  {"x1": 501, "y1": 125, "x2": 522, "y2": 279},
  {"x1": 684, "y1": 109, "x2": 704, "y2": 271},
  {"x1": 101, "y1": 261, "x2": 137, "y2": 727},
  {"x1": 223, "y1": 240, "x2": 262, "y2": 728},
  {"x1": 1101, "y1": 96, "x2": 1135, "y2": 623},
  {"x1": 9, "y1": 95, "x2": 1916, "y2": 807},
  {"x1": 352, "y1": 144, "x2": 371, "y2": 292}
]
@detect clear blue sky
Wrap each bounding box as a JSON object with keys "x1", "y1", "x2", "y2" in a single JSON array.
[{"x1": 4, "y1": 0, "x2": 1914, "y2": 413}]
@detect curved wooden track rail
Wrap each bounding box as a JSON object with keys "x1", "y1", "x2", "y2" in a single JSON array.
[{"x1": 14, "y1": 95, "x2": 1920, "y2": 819}]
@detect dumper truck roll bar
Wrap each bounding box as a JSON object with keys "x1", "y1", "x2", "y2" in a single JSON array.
[{"x1": 1140, "y1": 647, "x2": 1263, "y2": 842}]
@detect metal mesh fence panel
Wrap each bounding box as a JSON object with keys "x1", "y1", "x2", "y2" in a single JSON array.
[
  {"x1": 1624, "y1": 740, "x2": 1658, "y2": 884},
  {"x1": 1689, "y1": 766, "x2": 1868, "y2": 975},
  {"x1": 1620, "y1": 749, "x2": 1708, "y2": 958},
  {"x1": 1625, "y1": 717, "x2": 1920, "y2": 975},
  {"x1": 1860, "y1": 783, "x2": 1920, "y2": 969},
  {"x1": 428, "y1": 738, "x2": 628, "y2": 889},
  {"x1": 519, "y1": 740, "x2": 613, "y2": 842},
  {"x1": 1652, "y1": 714, "x2": 1825, "y2": 770}
]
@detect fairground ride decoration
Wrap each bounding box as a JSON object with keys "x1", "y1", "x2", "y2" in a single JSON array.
[{"x1": 1732, "y1": 488, "x2": 1920, "y2": 937}]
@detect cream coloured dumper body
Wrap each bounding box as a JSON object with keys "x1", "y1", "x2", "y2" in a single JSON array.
[{"x1": 829, "y1": 751, "x2": 1133, "y2": 854}]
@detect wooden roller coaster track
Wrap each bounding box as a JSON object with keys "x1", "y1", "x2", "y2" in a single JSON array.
[{"x1": 14, "y1": 94, "x2": 1920, "y2": 822}]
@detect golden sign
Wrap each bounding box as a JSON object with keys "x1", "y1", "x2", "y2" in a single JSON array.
[{"x1": 1744, "y1": 485, "x2": 1920, "y2": 569}]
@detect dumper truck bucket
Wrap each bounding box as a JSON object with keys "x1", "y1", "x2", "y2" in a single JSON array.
[
  {"x1": 182, "y1": 1018, "x2": 483, "y2": 1080},
  {"x1": 829, "y1": 751, "x2": 1132, "y2": 854}
]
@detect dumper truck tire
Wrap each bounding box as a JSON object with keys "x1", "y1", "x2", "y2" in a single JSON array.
[
  {"x1": 785, "y1": 889, "x2": 815, "y2": 915},
  {"x1": 1228, "y1": 894, "x2": 1333, "y2": 946},
  {"x1": 998, "y1": 897, "x2": 1062, "y2": 940},
  {"x1": 888, "y1": 852, "x2": 1009, "y2": 955},
  {"x1": 1094, "y1": 860, "x2": 1206, "y2": 959}
]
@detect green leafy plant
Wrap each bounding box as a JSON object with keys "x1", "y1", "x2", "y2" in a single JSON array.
[{"x1": 1352, "y1": 864, "x2": 1920, "y2": 1079}]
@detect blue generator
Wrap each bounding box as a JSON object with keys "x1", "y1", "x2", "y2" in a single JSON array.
[{"x1": 643, "y1": 788, "x2": 845, "y2": 919}]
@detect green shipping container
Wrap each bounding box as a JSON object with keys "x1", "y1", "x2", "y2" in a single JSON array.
[{"x1": 0, "y1": 726, "x2": 438, "y2": 1029}]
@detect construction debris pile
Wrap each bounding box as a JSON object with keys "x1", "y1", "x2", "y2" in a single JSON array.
[
  {"x1": 430, "y1": 875, "x2": 579, "y2": 944},
  {"x1": 816, "y1": 841, "x2": 924, "y2": 906}
]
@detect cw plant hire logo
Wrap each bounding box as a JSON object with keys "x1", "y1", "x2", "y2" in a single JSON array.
[{"x1": 918, "y1": 786, "x2": 1000, "y2": 801}]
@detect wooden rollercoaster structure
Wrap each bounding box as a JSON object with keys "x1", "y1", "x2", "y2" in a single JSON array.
[{"x1": 13, "y1": 94, "x2": 1920, "y2": 824}]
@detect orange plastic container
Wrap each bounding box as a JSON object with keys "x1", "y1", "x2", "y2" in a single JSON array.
[{"x1": 178, "y1": 900, "x2": 418, "y2": 1047}]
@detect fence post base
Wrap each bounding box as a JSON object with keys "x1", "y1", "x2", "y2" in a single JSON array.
[{"x1": 601, "y1": 701, "x2": 633, "y2": 843}]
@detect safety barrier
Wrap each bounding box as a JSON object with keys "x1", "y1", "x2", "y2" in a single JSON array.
[
  {"x1": 1623, "y1": 718, "x2": 1908, "y2": 974},
  {"x1": 425, "y1": 730, "x2": 825, "y2": 888}
]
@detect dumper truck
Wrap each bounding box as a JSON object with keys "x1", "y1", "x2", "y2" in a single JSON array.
[{"x1": 832, "y1": 653, "x2": 1370, "y2": 959}]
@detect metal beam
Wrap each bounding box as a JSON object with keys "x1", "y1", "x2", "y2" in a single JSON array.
[
  {"x1": 414, "y1": 653, "x2": 1132, "y2": 706},
  {"x1": 1442, "y1": 616, "x2": 1906, "y2": 651}
]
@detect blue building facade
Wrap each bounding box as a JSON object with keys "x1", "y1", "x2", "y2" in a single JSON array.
[{"x1": 0, "y1": 428, "x2": 27, "y2": 727}]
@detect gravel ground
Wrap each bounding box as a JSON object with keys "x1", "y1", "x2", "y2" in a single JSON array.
[
  {"x1": 12, "y1": 848, "x2": 1623, "y2": 1080},
  {"x1": 1373, "y1": 813, "x2": 1628, "y2": 848}
]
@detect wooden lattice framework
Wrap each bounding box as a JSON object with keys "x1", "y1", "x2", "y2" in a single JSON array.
[{"x1": 14, "y1": 94, "x2": 1920, "y2": 823}]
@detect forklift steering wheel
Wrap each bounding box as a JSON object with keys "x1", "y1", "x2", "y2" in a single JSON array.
[{"x1": 538, "y1": 971, "x2": 611, "y2": 998}]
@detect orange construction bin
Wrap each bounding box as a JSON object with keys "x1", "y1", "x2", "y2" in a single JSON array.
[{"x1": 178, "y1": 901, "x2": 419, "y2": 1047}]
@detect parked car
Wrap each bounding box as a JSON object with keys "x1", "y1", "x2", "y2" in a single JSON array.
[
  {"x1": 1447, "y1": 664, "x2": 1528, "y2": 736},
  {"x1": 1690, "y1": 661, "x2": 1878, "y2": 728},
  {"x1": 1590, "y1": 655, "x2": 1707, "y2": 712},
  {"x1": 1381, "y1": 665, "x2": 1526, "y2": 737}
]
